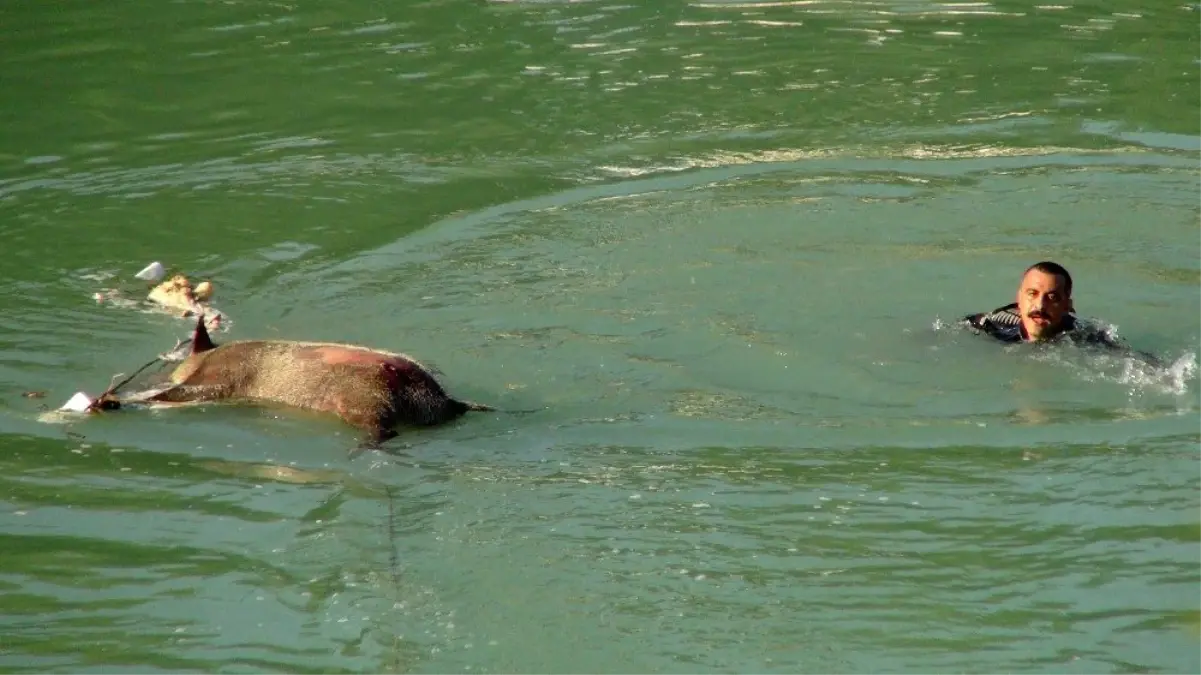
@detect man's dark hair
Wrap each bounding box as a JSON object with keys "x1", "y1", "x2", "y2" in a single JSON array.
[{"x1": 1025, "y1": 261, "x2": 1073, "y2": 297}]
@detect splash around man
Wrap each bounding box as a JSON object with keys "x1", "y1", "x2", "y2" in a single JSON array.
[{"x1": 962, "y1": 261, "x2": 1127, "y2": 350}]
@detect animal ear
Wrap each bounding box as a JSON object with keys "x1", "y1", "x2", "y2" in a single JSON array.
[{"x1": 191, "y1": 315, "x2": 216, "y2": 354}]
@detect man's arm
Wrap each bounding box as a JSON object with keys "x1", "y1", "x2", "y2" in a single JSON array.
[
  {"x1": 961, "y1": 312, "x2": 987, "y2": 330},
  {"x1": 1072, "y1": 325, "x2": 1164, "y2": 367}
]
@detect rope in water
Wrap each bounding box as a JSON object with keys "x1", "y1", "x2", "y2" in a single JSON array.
[{"x1": 85, "y1": 355, "x2": 171, "y2": 412}]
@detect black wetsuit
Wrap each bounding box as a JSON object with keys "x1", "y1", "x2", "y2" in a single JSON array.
[{"x1": 961, "y1": 303, "x2": 1124, "y2": 349}]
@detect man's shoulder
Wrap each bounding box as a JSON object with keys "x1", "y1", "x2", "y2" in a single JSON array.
[
  {"x1": 961, "y1": 303, "x2": 1022, "y2": 342},
  {"x1": 963, "y1": 303, "x2": 1020, "y2": 325},
  {"x1": 1061, "y1": 316, "x2": 1121, "y2": 348}
]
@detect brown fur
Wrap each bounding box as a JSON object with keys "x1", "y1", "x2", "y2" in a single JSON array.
[{"x1": 148, "y1": 318, "x2": 492, "y2": 442}]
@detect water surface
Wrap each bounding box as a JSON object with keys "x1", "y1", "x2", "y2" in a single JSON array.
[{"x1": 1, "y1": 1, "x2": 1198, "y2": 673}]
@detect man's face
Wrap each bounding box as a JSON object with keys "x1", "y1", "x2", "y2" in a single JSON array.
[{"x1": 1016, "y1": 269, "x2": 1072, "y2": 341}]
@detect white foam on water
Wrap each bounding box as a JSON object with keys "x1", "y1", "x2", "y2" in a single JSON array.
[
  {"x1": 1027, "y1": 333, "x2": 1198, "y2": 399},
  {"x1": 1065, "y1": 349, "x2": 1195, "y2": 398}
]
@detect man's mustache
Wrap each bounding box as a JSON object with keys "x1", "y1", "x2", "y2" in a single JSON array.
[{"x1": 1027, "y1": 310, "x2": 1048, "y2": 320}]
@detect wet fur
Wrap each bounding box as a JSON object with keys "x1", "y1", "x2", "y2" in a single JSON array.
[{"x1": 148, "y1": 318, "x2": 492, "y2": 442}]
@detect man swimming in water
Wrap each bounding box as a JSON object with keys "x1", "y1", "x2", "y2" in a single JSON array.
[{"x1": 962, "y1": 261, "x2": 1128, "y2": 349}]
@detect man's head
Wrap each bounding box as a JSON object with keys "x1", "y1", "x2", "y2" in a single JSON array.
[{"x1": 1016, "y1": 261, "x2": 1073, "y2": 341}]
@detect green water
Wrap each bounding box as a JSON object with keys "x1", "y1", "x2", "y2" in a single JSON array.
[{"x1": 1, "y1": 0, "x2": 1199, "y2": 672}]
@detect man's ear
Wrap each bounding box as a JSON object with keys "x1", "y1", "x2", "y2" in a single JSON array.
[{"x1": 1067, "y1": 299, "x2": 1075, "y2": 314}]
